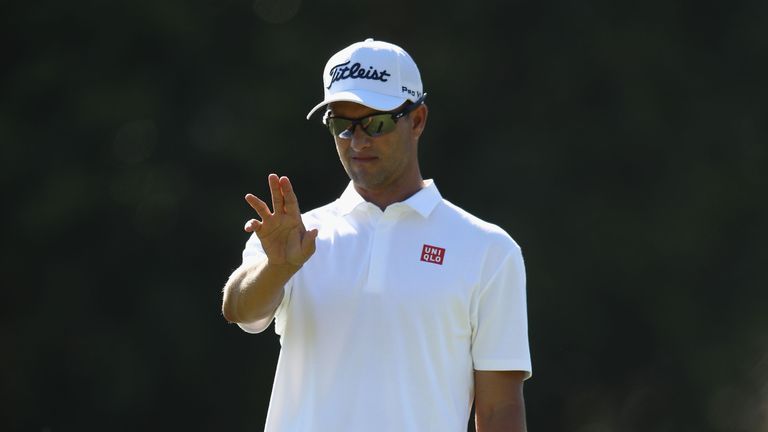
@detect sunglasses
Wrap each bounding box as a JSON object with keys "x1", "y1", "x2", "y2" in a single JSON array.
[{"x1": 323, "y1": 93, "x2": 427, "y2": 139}]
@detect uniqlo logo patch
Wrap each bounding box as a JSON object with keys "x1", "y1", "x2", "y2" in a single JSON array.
[{"x1": 421, "y1": 244, "x2": 446, "y2": 265}]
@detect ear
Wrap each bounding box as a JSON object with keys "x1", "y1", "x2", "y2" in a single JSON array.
[{"x1": 410, "y1": 104, "x2": 429, "y2": 140}]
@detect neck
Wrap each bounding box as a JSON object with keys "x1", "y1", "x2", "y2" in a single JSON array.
[{"x1": 354, "y1": 174, "x2": 426, "y2": 211}]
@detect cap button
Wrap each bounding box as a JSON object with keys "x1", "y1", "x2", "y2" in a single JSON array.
[{"x1": 365, "y1": 38, "x2": 374, "y2": 42}]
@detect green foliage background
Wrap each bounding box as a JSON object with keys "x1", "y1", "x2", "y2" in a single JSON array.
[{"x1": 2, "y1": 0, "x2": 767, "y2": 430}]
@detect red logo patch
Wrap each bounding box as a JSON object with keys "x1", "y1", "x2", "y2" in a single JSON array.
[{"x1": 421, "y1": 244, "x2": 445, "y2": 265}]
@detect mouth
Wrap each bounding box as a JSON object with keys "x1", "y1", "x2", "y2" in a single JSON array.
[{"x1": 351, "y1": 156, "x2": 378, "y2": 163}]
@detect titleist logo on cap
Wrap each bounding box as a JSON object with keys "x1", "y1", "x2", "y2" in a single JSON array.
[{"x1": 326, "y1": 60, "x2": 391, "y2": 90}]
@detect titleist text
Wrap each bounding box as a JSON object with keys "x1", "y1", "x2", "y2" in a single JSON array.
[{"x1": 327, "y1": 61, "x2": 391, "y2": 89}]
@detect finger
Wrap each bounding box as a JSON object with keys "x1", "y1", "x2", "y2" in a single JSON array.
[
  {"x1": 245, "y1": 194, "x2": 271, "y2": 219},
  {"x1": 280, "y1": 176, "x2": 301, "y2": 217},
  {"x1": 301, "y1": 228, "x2": 318, "y2": 259},
  {"x1": 244, "y1": 218, "x2": 262, "y2": 233},
  {"x1": 268, "y1": 173, "x2": 284, "y2": 214}
]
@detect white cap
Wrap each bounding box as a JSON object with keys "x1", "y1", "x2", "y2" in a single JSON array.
[{"x1": 306, "y1": 38, "x2": 424, "y2": 119}]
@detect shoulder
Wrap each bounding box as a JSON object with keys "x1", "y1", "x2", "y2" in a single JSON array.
[
  {"x1": 435, "y1": 199, "x2": 526, "y2": 287},
  {"x1": 436, "y1": 198, "x2": 521, "y2": 256},
  {"x1": 301, "y1": 199, "x2": 343, "y2": 228}
]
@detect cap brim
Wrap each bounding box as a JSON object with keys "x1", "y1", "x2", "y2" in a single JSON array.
[{"x1": 306, "y1": 89, "x2": 409, "y2": 120}]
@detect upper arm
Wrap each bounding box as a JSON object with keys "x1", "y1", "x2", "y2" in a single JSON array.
[
  {"x1": 474, "y1": 370, "x2": 527, "y2": 432},
  {"x1": 470, "y1": 247, "x2": 532, "y2": 376}
]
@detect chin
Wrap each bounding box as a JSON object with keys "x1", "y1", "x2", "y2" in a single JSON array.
[{"x1": 350, "y1": 175, "x2": 384, "y2": 191}]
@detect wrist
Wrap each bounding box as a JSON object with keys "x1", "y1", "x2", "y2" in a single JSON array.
[{"x1": 264, "y1": 260, "x2": 302, "y2": 279}]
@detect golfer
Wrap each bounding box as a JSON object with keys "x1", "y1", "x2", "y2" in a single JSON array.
[{"x1": 222, "y1": 38, "x2": 532, "y2": 432}]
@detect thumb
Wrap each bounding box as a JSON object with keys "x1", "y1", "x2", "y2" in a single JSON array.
[{"x1": 301, "y1": 228, "x2": 318, "y2": 258}]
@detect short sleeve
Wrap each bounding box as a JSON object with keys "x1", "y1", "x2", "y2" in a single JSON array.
[
  {"x1": 470, "y1": 245, "x2": 532, "y2": 379},
  {"x1": 236, "y1": 233, "x2": 295, "y2": 334}
]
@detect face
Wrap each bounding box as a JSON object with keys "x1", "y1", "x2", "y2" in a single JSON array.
[{"x1": 327, "y1": 101, "x2": 427, "y2": 196}]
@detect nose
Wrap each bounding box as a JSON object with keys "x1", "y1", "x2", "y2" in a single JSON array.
[{"x1": 349, "y1": 125, "x2": 372, "y2": 152}]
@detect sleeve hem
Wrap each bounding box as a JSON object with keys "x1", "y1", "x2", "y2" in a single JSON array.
[
  {"x1": 236, "y1": 315, "x2": 274, "y2": 334},
  {"x1": 473, "y1": 359, "x2": 533, "y2": 380}
]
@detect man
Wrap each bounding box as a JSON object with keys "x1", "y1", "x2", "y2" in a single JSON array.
[{"x1": 221, "y1": 38, "x2": 532, "y2": 432}]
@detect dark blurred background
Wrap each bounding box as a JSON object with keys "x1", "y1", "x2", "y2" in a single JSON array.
[{"x1": 2, "y1": 0, "x2": 767, "y2": 430}]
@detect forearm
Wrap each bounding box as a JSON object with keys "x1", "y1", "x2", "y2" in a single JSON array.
[{"x1": 221, "y1": 258, "x2": 299, "y2": 323}]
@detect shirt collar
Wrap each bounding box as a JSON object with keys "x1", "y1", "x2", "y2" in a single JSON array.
[{"x1": 337, "y1": 179, "x2": 442, "y2": 218}]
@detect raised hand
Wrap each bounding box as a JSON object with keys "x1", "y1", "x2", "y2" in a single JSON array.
[{"x1": 244, "y1": 174, "x2": 318, "y2": 268}]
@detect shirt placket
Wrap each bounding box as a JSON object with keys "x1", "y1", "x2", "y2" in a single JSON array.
[{"x1": 365, "y1": 208, "x2": 398, "y2": 293}]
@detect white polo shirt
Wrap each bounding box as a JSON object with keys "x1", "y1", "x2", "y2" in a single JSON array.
[{"x1": 238, "y1": 180, "x2": 531, "y2": 432}]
